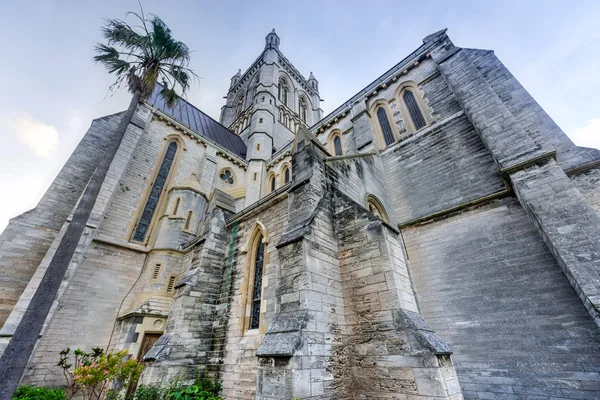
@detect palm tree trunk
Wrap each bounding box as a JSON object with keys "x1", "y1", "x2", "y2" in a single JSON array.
[{"x1": 0, "y1": 92, "x2": 142, "y2": 400}]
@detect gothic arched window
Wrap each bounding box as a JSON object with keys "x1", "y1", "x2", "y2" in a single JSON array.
[
  {"x1": 236, "y1": 95, "x2": 244, "y2": 120},
  {"x1": 249, "y1": 234, "x2": 265, "y2": 330},
  {"x1": 366, "y1": 195, "x2": 389, "y2": 223},
  {"x1": 403, "y1": 90, "x2": 426, "y2": 131},
  {"x1": 333, "y1": 135, "x2": 343, "y2": 156},
  {"x1": 376, "y1": 107, "x2": 395, "y2": 146},
  {"x1": 278, "y1": 79, "x2": 288, "y2": 105},
  {"x1": 283, "y1": 166, "x2": 291, "y2": 184},
  {"x1": 270, "y1": 175, "x2": 276, "y2": 193},
  {"x1": 299, "y1": 97, "x2": 308, "y2": 123},
  {"x1": 132, "y1": 141, "x2": 178, "y2": 243}
]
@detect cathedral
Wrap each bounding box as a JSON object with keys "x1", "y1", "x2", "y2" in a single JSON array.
[{"x1": 2, "y1": 28, "x2": 600, "y2": 399}]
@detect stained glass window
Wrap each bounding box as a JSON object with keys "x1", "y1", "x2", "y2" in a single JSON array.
[
  {"x1": 403, "y1": 90, "x2": 426, "y2": 130},
  {"x1": 220, "y1": 169, "x2": 234, "y2": 184},
  {"x1": 132, "y1": 141, "x2": 177, "y2": 242},
  {"x1": 333, "y1": 136, "x2": 343, "y2": 156},
  {"x1": 249, "y1": 237, "x2": 264, "y2": 329},
  {"x1": 377, "y1": 108, "x2": 395, "y2": 146}
]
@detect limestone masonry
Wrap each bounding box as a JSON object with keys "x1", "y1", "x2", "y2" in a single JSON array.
[{"x1": 2, "y1": 29, "x2": 600, "y2": 399}]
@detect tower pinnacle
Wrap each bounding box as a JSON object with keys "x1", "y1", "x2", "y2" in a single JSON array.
[{"x1": 265, "y1": 29, "x2": 280, "y2": 49}]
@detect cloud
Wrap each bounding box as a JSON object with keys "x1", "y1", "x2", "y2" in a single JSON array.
[
  {"x1": 570, "y1": 119, "x2": 600, "y2": 150},
  {"x1": 5, "y1": 113, "x2": 60, "y2": 158}
]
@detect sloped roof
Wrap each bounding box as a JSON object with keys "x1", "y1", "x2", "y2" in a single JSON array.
[{"x1": 147, "y1": 86, "x2": 247, "y2": 158}]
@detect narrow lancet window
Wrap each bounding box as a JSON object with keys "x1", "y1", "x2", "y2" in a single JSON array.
[
  {"x1": 270, "y1": 176, "x2": 276, "y2": 193},
  {"x1": 133, "y1": 141, "x2": 177, "y2": 242},
  {"x1": 250, "y1": 236, "x2": 265, "y2": 329},
  {"x1": 284, "y1": 167, "x2": 290, "y2": 184},
  {"x1": 299, "y1": 97, "x2": 308, "y2": 123},
  {"x1": 377, "y1": 108, "x2": 395, "y2": 146},
  {"x1": 403, "y1": 90, "x2": 426, "y2": 130},
  {"x1": 333, "y1": 136, "x2": 343, "y2": 156}
]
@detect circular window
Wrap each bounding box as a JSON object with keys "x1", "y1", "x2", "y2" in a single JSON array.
[{"x1": 220, "y1": 169, "x2": 234, "y2": 184}]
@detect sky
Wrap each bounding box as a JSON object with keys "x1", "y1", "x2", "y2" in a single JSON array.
[{"x1": 0, "y1": 0, "x2": 599, "y2": 231}]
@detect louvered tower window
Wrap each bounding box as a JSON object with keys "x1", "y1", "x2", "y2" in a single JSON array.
[
  {"x1": 184, "y1": 211, "x2": 193, "y2": 231},
  {"x1": 166, "y1": 276, "x2": 176, "y2": 293},
  {"x1": 333, "y1": 136, "x2": 343, "y2": 156},
  {"x1": 133, "y1": 142, "x2": 177, "y2": 243},
  {"x1": 377, "y1": 108, "x2": 395, "y2": 146},
  {"x1": 250, "y1": 236, "x2": 265, "y2": 329},
  {"x1": 403, "y1": 90, "x2": 426, "y2": 130},
  {"x1": 172, "y1": 198, "x2": 180, "y2": 216}
]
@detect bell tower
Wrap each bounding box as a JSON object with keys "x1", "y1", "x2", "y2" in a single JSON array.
[{"x1": 219, "y1": 29, "x2": 323, "y2": 204}]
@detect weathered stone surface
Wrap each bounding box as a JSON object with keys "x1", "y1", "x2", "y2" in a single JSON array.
[{"x1": 3, "y1": 28, "x2": 600, "y2": 400}]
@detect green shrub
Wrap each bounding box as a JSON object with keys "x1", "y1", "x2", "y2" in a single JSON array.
[
  {"x1": 165, "y1": 384, "x2": 222, "y2": 400},
  {"x1": 13, "y1": 385, "x2": 66, "y2": 400},
  {"x1": 133, "y1": 385, "x2": 164, "y2": 400}
]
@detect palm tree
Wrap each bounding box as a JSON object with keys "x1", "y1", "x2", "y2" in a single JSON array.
[{"x1": 0, "y1": 8, "x2": 195, "y2": 399}]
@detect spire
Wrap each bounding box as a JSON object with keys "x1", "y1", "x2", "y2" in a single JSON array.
[
  {"x1": 265, "y1": 29, "x2": 280, "y2": 49},
  {"x1": 229, "y1": 69, "x2": 241, "y2": 89},
  {"x1": 308, "y1": 71, "x2": 319, "y2": 93}
]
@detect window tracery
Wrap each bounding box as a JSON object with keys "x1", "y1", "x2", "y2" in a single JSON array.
[
  {"x1": 220, "y1": 169, "x2": 234, "y2": 184},
  {"x1": 132, "y1": 141, "x2": 178, "y2": 243}
]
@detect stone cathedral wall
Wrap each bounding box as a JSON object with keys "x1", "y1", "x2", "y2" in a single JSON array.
[
  {"x1": 0, "y1": 113, "x2": 121, "y2": 327},
  {"x1": 403, "y1": 198, "x2": 600, "y2": 399},
  {"x1": 218, "y1": 195, "x2": 290, "y2": 399},
  {"x1": 22, "y1": 243, "x2": 146, "y2": 387}
]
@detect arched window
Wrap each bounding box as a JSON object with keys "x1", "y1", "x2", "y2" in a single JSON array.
[
  {"x1": 403, "y1": 90, "x2": 426, "y2": 130},
  {"x1": 184, "y1": 211, "x2": 193, "y2": 231},
  {"x1": 278, "y1": 78, "x2": 288, "y2": 105},
  {"x1": 299, "y1": 97, "x2": 308, "y2": 123},
  {"x1": 366, "y1": 195, "x2": 389, "y2": 223},
  {"x1": 172, "y1": 197, "x2": 180, "y2": 216},
  {"x1": 376, "y1": 107, "x2": 395, "y2": 146},
  {"x1": 236, "y1": 95, "x2": 244, "y2": 119},
  {"x1": 132, "y1": 141, "x2": 178, "y2": 243},
  {"x1": 333, "y1": 135, "x2": 343, "y2": 156},
  {"x1": 270, "y1": 175, "x2": 276, "y2": 193},
  {"x1": 283, "y1": 166, "x2": 291, "y2": 184},
  {"x1": 249, "y1": 234, "x2": 265, "y2": 330}
]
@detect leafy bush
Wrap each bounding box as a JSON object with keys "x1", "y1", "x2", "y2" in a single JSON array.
[
  {"x1": 58, "y1": 347, "x2": 144, "y2": 400},
  {"x1": 134, "y1": 375, "x2": 222, "y2": 400},
  {"x1": 13, "y1": 385, "x2": 66, "y2": 400},
  {"x1": 133, "y1": 385, "x2": 164, "y2": 400}
]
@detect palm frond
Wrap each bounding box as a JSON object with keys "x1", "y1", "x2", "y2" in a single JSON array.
[
  {"x1": 93, "y1": 44, "x2": 131, "y2": 75},
  {"x1": 94, "y1": 4, "x2": 197, "y2": 104}
]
